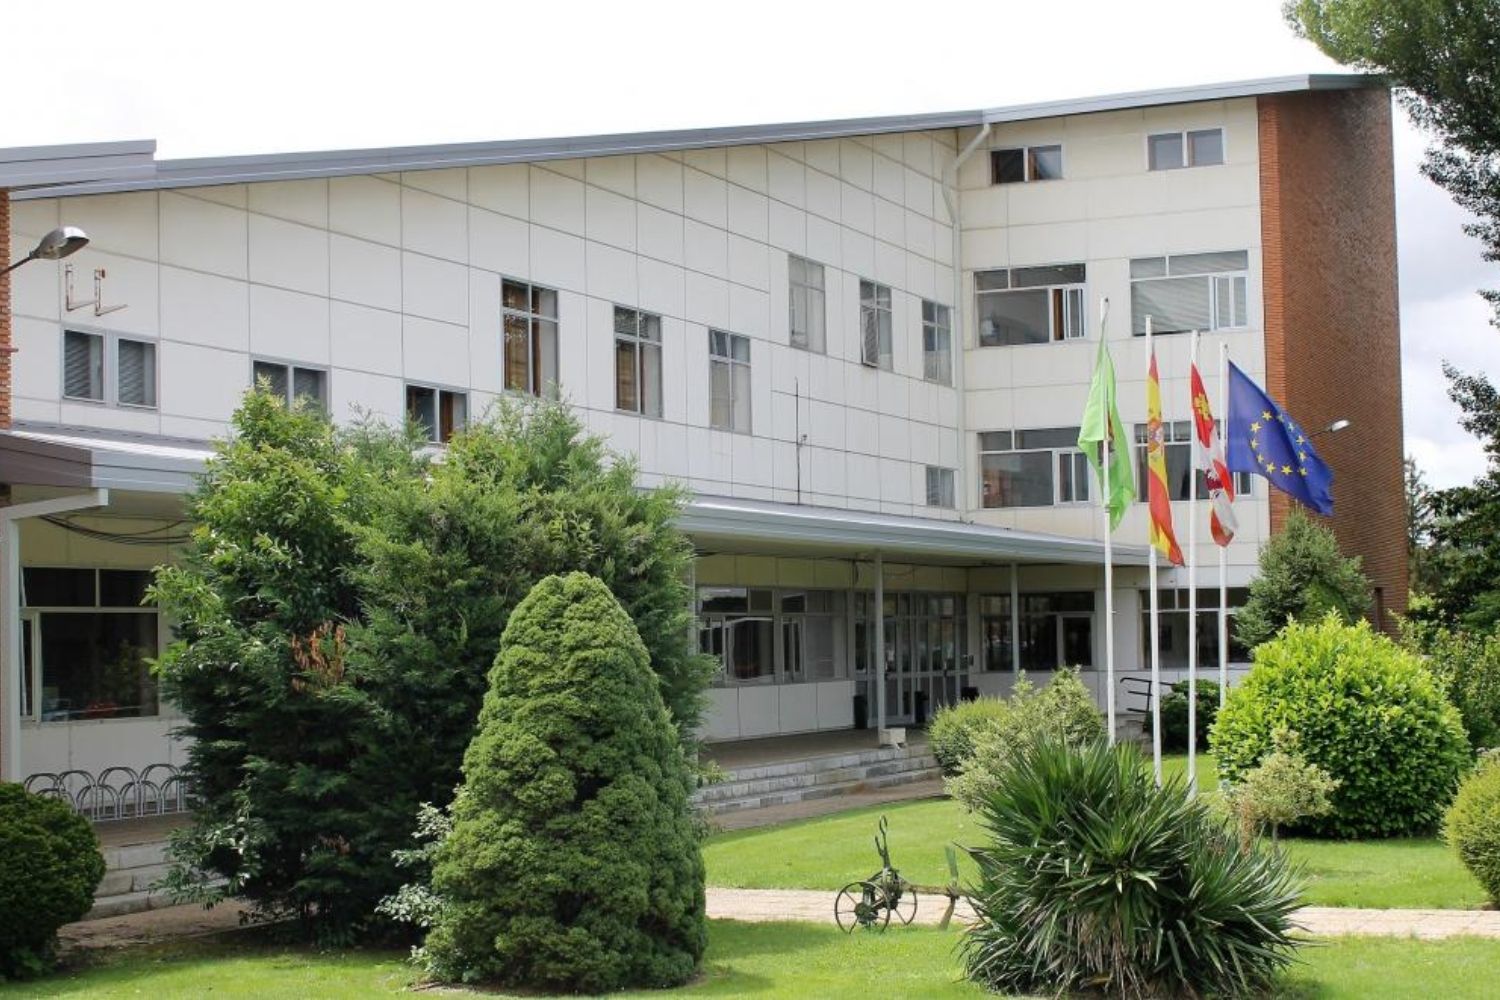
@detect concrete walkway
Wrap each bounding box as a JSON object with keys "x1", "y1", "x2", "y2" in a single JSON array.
[{"x1": 704, "y1": 888, "x2": 1500, "y2": 939}]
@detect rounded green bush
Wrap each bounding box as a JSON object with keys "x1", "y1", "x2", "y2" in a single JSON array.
[
  {"x1": 1445, "y1": 752, "x2": 1500, "y2": 905},
  {"x1": 1143, "y1": 679, "x2": 1220, "y2": 752},
  {"x1": 928, "y1": 697, "x2": 1010, "y2": 776},
  {"x1": 0, "y1": 784, "x2": 106, "y2": 980},
  {"x1": 1212, "y1": 616, "x2": 1470, "y2": 838},
  {"x1": 421, "y1": 572, "x2": 705, "y2": 992},
  {"x1": 962, "y1": 737, "x2": 1302, "y2": 998}
]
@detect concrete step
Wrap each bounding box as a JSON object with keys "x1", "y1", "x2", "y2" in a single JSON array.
[
  {"x1": 100, "y1": 840, "x2": 169, "y2": 872},
  {"x1": 696, "y1": 752, "x2": 938, "y2": 804},
  {"x1": 85, "y1": 887, "x2": 174, "y2": 920},
  {"x1": 96, "y1": 861, "x2": 173, "y2": 898},
  {"x1": 707, "y1": 744, "x2": 926, "y2": 784},
  {"x1": 698, "y1": 763, "x2": 943, "y2": 816}
]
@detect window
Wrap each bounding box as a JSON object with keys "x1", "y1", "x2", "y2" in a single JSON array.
[
  {"x1": 405, "y1": 384, "x2": 467, "y2": 444},
  {"x1": 990, "y1": 145, "x2": 1063, "y2": 184},
  {"x1": 979, "y1": 592, "x2": 1094, "y2": 671},
  {"x1": 921, "y1": 300, "x2": 952, "y2": 385},
  {"x1": 976, "y1": 265, "x2": 1086, "y2": 346},
  {"x1": 779, "y1": 590, "x2": 846, "y2": 682},
  {"x1": 22, "y1": 568, "x2": 159, "y2": 722},
  {"x1": 859, "y1": 279, "x2": 893, "y2": 370},
  {"x1": 979, "y1": 428, "x2": 1089, "y2": 508},
  {"x1": 1148, "y1": 128, "x2": 1224, "y2": 170},
  {"x1": 698, "y1": 587, "x2": 774, "y2": 684},
  {"x1": 1138, "y1": 587, "x2": 1251, "y2": 668},
  {"x1": 253, "y1": 359, "x2": 327, "y2": 409},
  {"x1": 926, "y1": 466, "x2": 956, "y2": 508},
  {"x1": 709, "y1": 329, "x2": 751, "y2": 432},
  {"x1": 613, "y1": 307, "x2": 663, "y2": 417},
  {"x1": 502, "y1": 279, "x2": 559, "y2": 396},
  {"x1": 789, "y1": 255, "x2": 826, "y2": 353},
  {"x1": 1130, "y1": 251, "x2": 1249, "y2": 335},
  {"x1": 1133, "y1": 421, "x2": 1253, "y2": 500},
  {"x1": 63, "y1": 330, "x2": 156, "y2": 408}
]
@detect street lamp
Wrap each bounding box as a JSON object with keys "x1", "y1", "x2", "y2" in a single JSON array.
[
  {"x1": 1, "y1": 226, "x2": 90, "y2": 275},
  {"x1": 1310, "y1": 418, "x2": 1351, "y2": 440}
]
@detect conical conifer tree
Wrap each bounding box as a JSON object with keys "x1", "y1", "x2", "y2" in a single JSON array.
[{"x1": 422, "y1": 572, "x2": 705, "y2": 991}]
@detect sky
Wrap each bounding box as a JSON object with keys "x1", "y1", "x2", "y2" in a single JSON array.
[{"x1": 4, "y1": 0, "x2": 1495, "y2": 487}]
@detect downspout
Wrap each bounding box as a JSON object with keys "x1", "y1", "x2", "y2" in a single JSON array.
[{"x1": 941, "y1": 121, "x2": 991, "y2": 522}]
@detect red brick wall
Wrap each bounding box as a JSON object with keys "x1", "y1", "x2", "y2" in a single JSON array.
[
  {"x1": 0, "y1": 188, "x2": 10, "y2": 430},
  {"x1": 1258, "y1": 87, "x2": 1407, "y2": 630}
]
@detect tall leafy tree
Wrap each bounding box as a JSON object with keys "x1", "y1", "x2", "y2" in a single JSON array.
[
  {"x1": 1286, "y1": 1, "x2": 1500, "y2": 322},
  {"x1": 1406, "y1": 455, "x2": 1438, "y2": 592},
  {"x1": 1424, "y1": 364, "x2": 1500, "y2": 629},
  {"x1": 1235, "y1": 508, "x2": 1373, "y2": 650}
]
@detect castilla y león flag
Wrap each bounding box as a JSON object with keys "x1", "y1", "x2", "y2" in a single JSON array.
[
  {"x1": 1190, "y1": 361, "x2": 1237, "y2": 545},
  {"x1": 1145, "y1": 350, "x2": 1184, "y2": 565}
]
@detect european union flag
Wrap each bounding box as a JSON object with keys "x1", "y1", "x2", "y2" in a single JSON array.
[{"x1": 1225, "y1": 361, "x2": 1333, "y2": 515}]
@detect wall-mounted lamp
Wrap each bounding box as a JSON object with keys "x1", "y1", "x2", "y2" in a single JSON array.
[{"x1": 1, "y1": 226, "x2": 90, "y2": 275}]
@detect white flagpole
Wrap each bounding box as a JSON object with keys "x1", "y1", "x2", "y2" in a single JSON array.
[
  {"x1": 1147, "y1": 316, "x2": 1162, "y2": 785},
  {"x1": 1187, "y1": 330, "x2": 1200, "y2": 798},
  {"x1": 1218, "y1": 341, "x2": 1230, "y2": 713},
  {"x1": 1101, "y1": 297, "x2": 1116, "y2": 746}
]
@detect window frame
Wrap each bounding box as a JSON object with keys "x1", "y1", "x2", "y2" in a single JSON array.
[
  {"x1": 404, "y1": 381, "x2": 469, "y2": 444},
  {"x1": 921, "y1": 300, "x2": 953, "y2": 385},
  {"x1": 858, "y1": 278, "x2": 894, "y2": 370},
  {"x1": 978, "y1": 428, "x2": 1091, "y2": 509},
  {"x1": 251, "y1": 357, "x2": 329, "y2": 411},
  {"x1": 989, "y1": 143, "x2": 1065, "y2": 184},
  {"x1": 501, "y1": 277, "x2": 560, "y2": 398},
  {"x1": 1146, "y1": 127, "x2": 1226, "y2": 171},
  {"x1": 975, "y1": 265, "x2": 1087, "y2": 347},
  {"x1": 61, "y1": 328, "x2": 159, "y2": 410},
  {"x1": 978, "y1": 592, "x2": 1096, "y2": 672},
  {"x1": 1132, "y1": 420, "x2": 1253, "y2": 500},
  {"x1": 1128, "y1": 251, "x2": 1250, "y2": 336},
  {"x1": 708, "y1": 329, "x2": 752, "y2": 433},
  {"x1": 613, "y1": 305, "x2": 665, "y2": 418},
  {"x1": 697, "y1": 586, "x2": 850, "y2": 687},
  {"x1": 925, "y1": 465, "x2": 956, "y2": 509},
  {"x1": 788, "y1": 255, "x2": 827, "y2": 354}
]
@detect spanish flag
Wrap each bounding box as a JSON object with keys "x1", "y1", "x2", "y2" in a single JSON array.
[{"x1": 1145, "y1": 350, "x2": 1184, "y2": 565}]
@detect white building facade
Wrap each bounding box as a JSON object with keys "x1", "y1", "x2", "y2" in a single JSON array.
[{"x1": 0, "y1": 74, "x2": 1404, "y2": 781}]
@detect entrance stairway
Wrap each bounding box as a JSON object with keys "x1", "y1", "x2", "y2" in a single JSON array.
[
  {"x1": 87, "y1": 816, "x2": 181, "y2": 919},
  {"x1": 694, "y1": 737, "x2": 941, "y2": 819}
]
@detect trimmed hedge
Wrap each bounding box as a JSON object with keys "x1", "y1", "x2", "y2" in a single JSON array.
[
  {"x1": 1445, "y1": 751, "x2": 1500, "y2": 906},
  {"x1": 928, "y1": 697, "x2": 1011, "y2": 776},
  {"x1": 1212, "y1": 616, "x2": 1470, "y2": 838},
  {"x1": 421, "y1": 573, "x2": 705, "y2": 992},
  {"x1": 1143, "y1": 679, "x2": 1221, "y2": 753},
  {"x1": 0, "y1": 784, "x2": 105, "y2": 980}
]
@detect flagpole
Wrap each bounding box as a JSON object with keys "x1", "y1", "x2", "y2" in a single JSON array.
[
  {"x1": 1218, "y1": 341, "x2": 1230, "y2": 713},
  {"x1": 1187, "y1": 330, "x2": 1200, "y2": 798},
  {"x1": 1101, "y1": 297, "x2": 1116, "y2": 747},
  {"x1": 1147, "y1": 316, "x2": 1162, "y2": 785}
]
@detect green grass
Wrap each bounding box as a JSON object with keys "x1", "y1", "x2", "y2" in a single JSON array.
[
  {"x1": 11, "y1": 922, "x2": 1500, "y2": 998},
  {"x1": 703, "y1": 754, "x2": 1488, "y2": 908}
]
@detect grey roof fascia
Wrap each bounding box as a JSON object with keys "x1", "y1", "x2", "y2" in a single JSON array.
[
  {"x1": 0, "y1": 139, "x2": 157, "y2": 190},
  {"x1": 0, "y1": 428, "x2": 209, "y2": 494}
]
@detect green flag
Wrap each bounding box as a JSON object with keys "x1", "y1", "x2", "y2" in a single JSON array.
[{"x1": 1078, "y1": 336, "x2": 1135, "y2": 531}]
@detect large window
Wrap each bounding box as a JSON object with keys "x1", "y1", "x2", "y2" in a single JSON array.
[
  {"x1": 975, "y1": 264, "x2": 1086, "y2": 346},
  {"x1": 406, "y1": 383, "x2": 468, "y2": 444},
  {"x1": 921, "y1": 300, "x2": 952, "y2": 385},
  {"x1": 779, "y1": 590, "x2": 845, "y2": 682},
  {"x1": 253, "y1": 359, "x2": 326, "y2": 410},
  {"x1": 1133, "y1": 421, "x2": 1253, "y2": 501},
  {"x1": 1130, "y1": 251, "x2": 1248, "y2": 336},
  {"x1": 1138, "y1": 587, "x2": 1251, "y2": 668},
  {"x1": 789, "y1": 255, "x2": 826, "y2": 353},
  {"x1": 1148, "y1": 128, "x2": 1224, "y2": 170},
  {"x1": 979, "y1": 428, "x2": 1089, "y2": 509},
  {"x1": 979, "y1": 592, "x2": 1094, "y2": 671},
  {"x1": 709, "y1": 330, "x2": 751, "y2": 432},
  {"x1": 502, "y1": 279, "x2": 559, "y2": 396},
  {"x1": 698, "y1": 587, "x2": 847, "y2": 685},
  {"x1": 22, "y1": 568, "x2": 160, "y2": 722},
  {"x1": 64, "y1": 330, "x2": 157, "y2": 409},
  {"x1": 614, "y1": 306, "x2": 663, "y2": 417},
  {"x1": 859, "y1": 279, "x2": 893, "y2": 370},
  {"x1": 990, "y1": 145, "x2": 1063, "y2": 184}
]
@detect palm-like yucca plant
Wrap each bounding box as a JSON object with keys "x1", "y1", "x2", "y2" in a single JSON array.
[{"x1": 960, "y1": 737, "x2": 1304, "y2": 998}]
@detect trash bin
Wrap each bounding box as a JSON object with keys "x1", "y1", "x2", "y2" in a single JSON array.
[
  {"x1": 853, "y1": 693, "x2": 869, "y2": 730},
  {"x1": 960, "y1": 685, "x2": 980, "y2": 702},
  {"x1": 914, "y1": 690, "x2": 930, "y2": 727}
]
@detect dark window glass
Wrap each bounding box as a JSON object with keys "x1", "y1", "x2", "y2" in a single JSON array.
[
  {"x1": 100, "y1": 570, "x2": 153, "y2": 608},
  {"x1": 38, "y1": 611, "x2": 158, "y2": 721},
  {"x1": 24, "y1": 568, "x2": 94, "y2": 607},
  {"x1": 991, "y1": 148, "x2": 1025, "y2": 184}
]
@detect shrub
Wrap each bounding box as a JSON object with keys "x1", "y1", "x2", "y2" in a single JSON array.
[
  {"x1": 0, "y1": 784, "x2": 106, "y2": 979},
  {"x1": 961, "y1": 737, "x2": 1302, "y2": 999},
  {"x1": 1142, "y1": 679, "x2": 1220, "y2": 752},
  {"x1": 928, "y1": 698, "x2": 1010, "y2": 776},
  {"x1": 1225, "y1": 729, "x2": 1340, "y2": 849},
  {"x1": 1401, "y1": 619, "x2": 1500, "y2": 752},
  {"x1": 1445, "y1": 750, "x2": 1500, "y2": 906},
  {"x1": 1234, "y1": 508, "x2": 1372, "y2": 650},
  {"x1": 420, "y1": 573, "x2": 705, "y2": 992},
  {"x1": 946, "y1": 671, "x2": 1105, "y2": 811},
  {"x1": 1212, "y1": 616, "x2": 1470, "y2": 838}
]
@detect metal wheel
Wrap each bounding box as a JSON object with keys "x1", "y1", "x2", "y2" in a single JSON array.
[
  {"x1": 834, "y1": 880, "x2": 891, "y2": 932},
  {"x1": 888, "y1": 877, "x2": 918, "y2": 925}
]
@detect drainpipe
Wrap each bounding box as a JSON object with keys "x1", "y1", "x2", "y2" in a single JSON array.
[
  {"x1": 1, "y1": 488, "x2": 109, "y2": 782},
  {"x1": 941, "y1": 121, "x2": 991, "y2": 520}
]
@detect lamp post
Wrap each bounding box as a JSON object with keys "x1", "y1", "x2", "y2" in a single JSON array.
[
  {"x1": 1309, "y1": 418, "x2": 1351, "y2": 440},
  {"x1": 1, "y1": 226, "x2": 90, "y2": 275}
]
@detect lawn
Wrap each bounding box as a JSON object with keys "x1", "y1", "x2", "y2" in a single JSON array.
[
  {"x1": 12, "y1": 922, "x2": 1500, "y2": 998},
  {"x1": 702, "y1": 754, "x2": 1489, "y2": 909}
]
